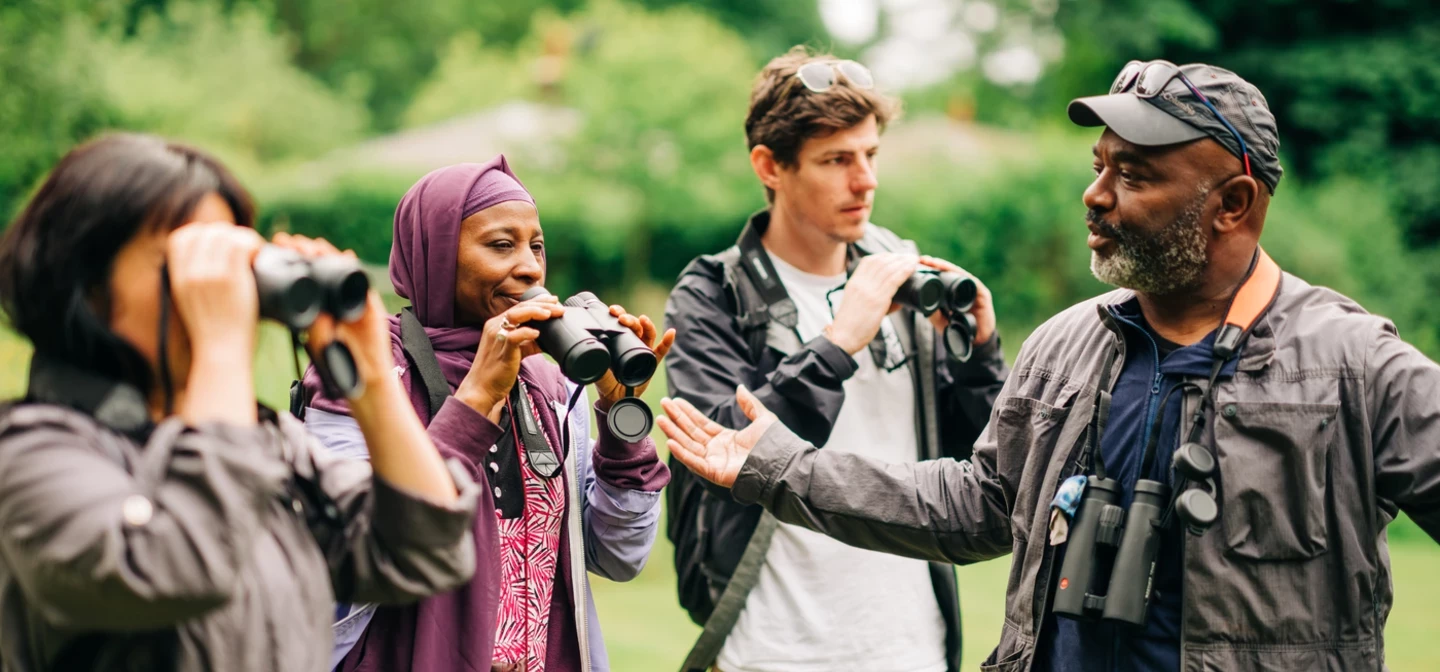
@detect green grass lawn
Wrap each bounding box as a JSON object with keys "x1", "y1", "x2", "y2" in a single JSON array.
[{"x1": 1, "y1": 326, "x2": 1436, "y2": 670}]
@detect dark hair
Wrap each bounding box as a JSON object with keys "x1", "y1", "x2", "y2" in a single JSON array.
[
  {"x1": 0, "y1": 133, "x2": 255, "y2": 394},
  {"x1": 745, "y1": 46, "x2": 901, "y2": 201}
]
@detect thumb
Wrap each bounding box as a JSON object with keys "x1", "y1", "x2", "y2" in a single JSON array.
[{"x1": 736, "y1": 384, "x2": 768, "y2": 421}]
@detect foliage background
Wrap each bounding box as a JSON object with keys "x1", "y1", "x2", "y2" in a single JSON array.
[{"x1": 2, "y1": 0, "x2": 1437, "y2": 668}]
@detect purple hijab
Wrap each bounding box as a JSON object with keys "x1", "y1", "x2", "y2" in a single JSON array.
[{"x1": 305, "y1": 156, "x2": 536, "y2": 416}]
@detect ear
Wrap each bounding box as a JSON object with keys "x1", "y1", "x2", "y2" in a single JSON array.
[
  {"x1": 750, "y1": 145, "x2": 782, "y2": 193},
  {"x1": 1212, "y1": 174, "x2": 1261, "y2": 235}
]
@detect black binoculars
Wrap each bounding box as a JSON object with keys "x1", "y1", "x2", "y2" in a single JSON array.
[
  {"x1": 1053, "y1": 444, "x2": 1220, "y2": 627},
  {"x1": 893, "y1": 270, "x2": 980, "y2": 361},
  {"x1": 253, "y1": 245, "x2": 370, "y2": 330},
  {"x1": 520, "y1": 287, "x2": 657, "y2": 442}
]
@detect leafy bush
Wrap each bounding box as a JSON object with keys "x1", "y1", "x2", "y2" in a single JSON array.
[{"x1": 89, "y1": 1, "x2": 369, "y2": 165}]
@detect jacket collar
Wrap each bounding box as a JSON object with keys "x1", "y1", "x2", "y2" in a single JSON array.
[
  {"x1": 26, "y1": 354, "x2": 153, "y2": 435},
  {"x1": 1093, "y1": 285, "x2": 1279, "y2": 375}
]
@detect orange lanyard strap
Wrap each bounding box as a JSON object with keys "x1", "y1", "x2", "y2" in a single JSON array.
[{"x1": 1213, "y1": 248, "x2": 1281, "y2": 360}]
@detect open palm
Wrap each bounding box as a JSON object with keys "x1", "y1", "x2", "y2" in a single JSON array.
[{"x1": 658, "y1": 386, "x2": 777, "y2": 488}]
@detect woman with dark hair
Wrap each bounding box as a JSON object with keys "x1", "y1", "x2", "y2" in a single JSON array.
[
  {"x1": 0, "y1": 133, "x2": 480, "y2": 671},
  {"x1": 300, "y1": 156, "x2": 672, "y2": 672}
]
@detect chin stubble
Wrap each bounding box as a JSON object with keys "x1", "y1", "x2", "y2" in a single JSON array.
[{"x1": 1090, "y1": 186, "x2": 1212, "y2": 295}]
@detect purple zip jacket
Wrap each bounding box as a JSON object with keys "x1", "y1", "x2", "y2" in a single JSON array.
[{"x1": 303, "y1": 355, "x2": 669, "y2": 671}]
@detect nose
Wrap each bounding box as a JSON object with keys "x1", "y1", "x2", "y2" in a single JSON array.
[
  {"x1": 852, "y1": 156, "x2": 878, "y2": 194},
  {"x1": 1083, "y1": 171, "x2": 1115, "y2": 213},
  {"x1": 513, "y1": 247, "x2": 544, "y2": 285}
]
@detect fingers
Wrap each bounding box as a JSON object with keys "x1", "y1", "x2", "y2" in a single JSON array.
[
  {"x1": 657, "y1": 416, "x2": 705, "y2": 467},
  {"x1": 660, "y1": 397, "x2": 715, "y2": 445},
  {"x1": 501, "y1": 302, "x2": 565, "y2": 325},
  {"x1": 917, "y1": 254, "x2": 963, "y2": 274},
  {"x1": 522, "y1": 292, "x2": 561, "y2": 305},
  {"x1": 735, "y1": 384, "x2": 770, "y2": 422},
  {"x1": 305, "y1": 313, "x2": 337, "y2": 357},
  {"x1": 652, "y1": 328, "x2": 676, "y2": 361}
]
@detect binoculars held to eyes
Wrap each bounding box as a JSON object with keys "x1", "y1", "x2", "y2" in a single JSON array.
[
  {"x1": 520, "y1": 287, "x2": 657, "y2": 442},
  {"x1": 253, "y1": 245, "x2": 370, "y2": 330},
  {"x1": 253, "y1": 245, "x2": 370, "y2": 399},
  {"x1": 1052, "y1": 444, "x2": 1220, "y2": 628},
  {"x1": 893, "y1": 270, "x2": 980, "y2": 361}
]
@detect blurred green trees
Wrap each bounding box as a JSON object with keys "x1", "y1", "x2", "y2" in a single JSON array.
[{"x1": 3, "y1": 0, "x2": 1439, "y2": 356}]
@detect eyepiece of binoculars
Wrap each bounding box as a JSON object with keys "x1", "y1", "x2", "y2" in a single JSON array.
[
  {"x1": 253, "y1": 245, "x2": 370, "y2": 330},
  {"x1": 894, "y1": 271, "x2": 944, "y2": 315},
  {"x1": 521, "y1": 287, "x2": 659, "y2": 389}
]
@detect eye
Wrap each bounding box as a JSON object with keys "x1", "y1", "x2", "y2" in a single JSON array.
[
  {"x1": 530, "y1": 241, "x2": 545, "y2": 254},
  {"x1": 1092, "y1": 163, "x2": 1103, "y2": 176},
  {"x1": 489, "y1": 240, "x2": 515, "y2": 251}
]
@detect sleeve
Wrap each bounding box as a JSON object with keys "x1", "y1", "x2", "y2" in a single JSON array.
[
  {"x1": 729, "y1": 416, "x2": 1014, "y2": 566},
  {"x1": 936, "y1": 334, "x2": 1010, "y2": 460},
  {"x1": 580, "y1": 383, "x2": 668, "y2": 581},
  {"x1": 664, "y1": 268, "x2": 858, "y2": 446},
  {"x1": 298, "y1": 398, "x2": 492, "y2": 605},
  {"x1": 1366, "y1": 326, "x2": 1440, "y2": 543},
  {"x1": 0, "y1": 415, "x2": 287, "y2": 630}
]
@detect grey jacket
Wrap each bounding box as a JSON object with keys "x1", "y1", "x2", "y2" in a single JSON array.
[
  {"x1": 0, "y1": 392, "x2": 479, "y2": 671},
  {"x1": 730, "y1": 273, "x2": 1440, "y2": 671}
]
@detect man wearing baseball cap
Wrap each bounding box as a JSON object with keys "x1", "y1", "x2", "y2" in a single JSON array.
[{"x1": 658, "y1": 60, "x2": 1440, "y2": 671}]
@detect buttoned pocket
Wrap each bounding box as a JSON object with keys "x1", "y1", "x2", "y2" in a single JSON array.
[{"x1": 1214, "y1": 401, "x2": 1338, "y2": 560}]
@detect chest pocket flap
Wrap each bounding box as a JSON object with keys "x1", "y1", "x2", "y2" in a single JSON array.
[{"x1": 1214, "y1": 401, "x2": 1339, "y2": 560}]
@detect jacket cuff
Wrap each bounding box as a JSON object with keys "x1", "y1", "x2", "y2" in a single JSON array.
[
  {"x1": 807, "y1": 335, "x2": 860, "y2": 380},
  {"x1": 732, "y1": 420, "x2": 809, "y2": 505},
  {"x1": 370, "y1": 458, "x2": 481, "y2": 548},
  {"x1": 427, "y1": 397, "x2": 504, "y2": 465},
  {"x1": 592, "y1": 406, "x2": 670, "y2": 492}
]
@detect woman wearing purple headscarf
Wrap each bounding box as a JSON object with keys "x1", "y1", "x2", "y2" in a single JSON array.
[{"x1": 299, "y1": 156, "x2": 673, "y2": 672}]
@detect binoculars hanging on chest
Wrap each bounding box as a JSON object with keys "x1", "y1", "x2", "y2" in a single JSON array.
[
  {"x1": 893, "y1": 270, "x2": 980, "y2": 361},
  {"x1": 1052, "y1": 443, "x2": 1219, "y2": 628}
]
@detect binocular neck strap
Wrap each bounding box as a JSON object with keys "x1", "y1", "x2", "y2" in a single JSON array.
[
  {"x1": 157, "y1": 263, "x2": 177, "y2": 418},
  {"x1": 736, "y1": 222, "x2": 798, "y2": 330},
  {"x1": 1082, "y1": 346, "x2": 1121, "y2": 481}
]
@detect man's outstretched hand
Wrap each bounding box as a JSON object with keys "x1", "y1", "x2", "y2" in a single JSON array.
[{"x1": 659, "y1": 386, "x2": 777, "y2": 488}]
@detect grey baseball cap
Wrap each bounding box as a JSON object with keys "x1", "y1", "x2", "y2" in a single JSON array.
[{"x1": 1068, "y1": 62, "x2": 1283, "y2": 192}]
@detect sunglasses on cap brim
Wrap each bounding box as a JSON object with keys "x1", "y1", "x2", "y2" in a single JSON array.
[{"x1": 1110, "y1": 59, "x2": 1253, "y2": 178}]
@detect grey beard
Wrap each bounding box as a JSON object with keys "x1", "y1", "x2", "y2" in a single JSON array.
[{"x1": 1090, "y1": 189, "x2": 1211, "y2": 295}]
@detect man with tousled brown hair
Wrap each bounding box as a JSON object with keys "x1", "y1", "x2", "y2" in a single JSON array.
[{"x1": 662, "y1": 47, "x2": 1007, "y2": 672}]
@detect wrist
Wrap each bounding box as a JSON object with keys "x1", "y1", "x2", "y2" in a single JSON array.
[
  {"x1": 349, "y1": 372, "x2": 406, "y2": 418},
  {"x1": 823, "y1": 324, "x2": 863, "y2": 355}
]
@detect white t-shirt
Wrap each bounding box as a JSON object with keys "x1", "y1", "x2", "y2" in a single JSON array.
[{"x1": 715, "y1": 252, "x2": 949, "y2": 672}]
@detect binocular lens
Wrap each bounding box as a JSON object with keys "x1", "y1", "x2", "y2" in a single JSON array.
[
  {"x1": 311, "y1": 256, "x2": 370, "y2": 323},
  {"x1": 561, "y1": 341, "x2": 612, "y2": 386},
  {"x1": 940, "y1": 273, "x2": 977, "y2": 314},
  {"x1": 1101, "y1": 479, "x2": 1170, "y2": 627},
  {"x1": 614, "y1": 347, "x2": 658, "y2": 389},
  {"x1": 895, "y1": 272, "x2": 944, "y2": 315}
]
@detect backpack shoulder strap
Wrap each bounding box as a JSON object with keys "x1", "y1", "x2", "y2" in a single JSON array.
[
  {"x1": 678, "y1": 512, "x2": 780, "y2": 672},
  {"x1": 714, "y1": 246, "x2": 771, "y2": 363},
  {"x1": 399, "y1": 307, "x2": 449, "y2": 419}
]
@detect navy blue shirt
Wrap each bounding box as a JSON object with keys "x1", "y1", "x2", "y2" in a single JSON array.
[{"x1": 1032, "y1": 300, "x2": 1238, "y2": 672}]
